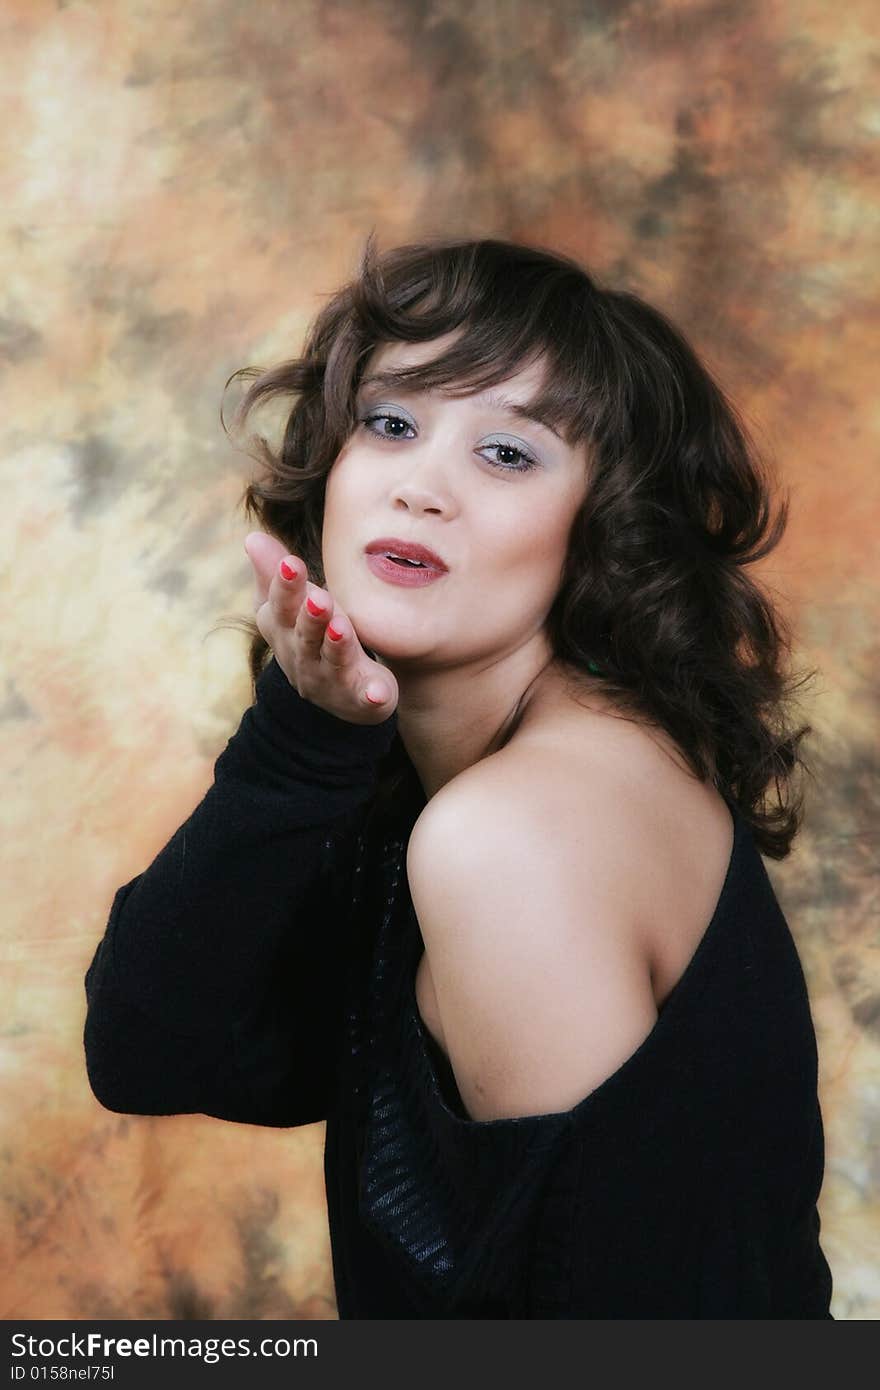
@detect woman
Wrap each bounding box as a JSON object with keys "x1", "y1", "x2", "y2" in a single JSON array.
[{"x1": 84, "y1": 234, "x2": 834, "y2": 1318}]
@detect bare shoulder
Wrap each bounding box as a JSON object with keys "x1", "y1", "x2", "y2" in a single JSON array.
[
  {"x1": 477, "y1": 685, "x2": 737, "y2": 999},
  {"x1": 409, "y1": 729, "x2": 665, "y2": 946},
  {"x1": 406, "y1": 741, "x2": 662, "y2": 1124},
  {"x1": 406, "y1": 695, "x2": 735, "y2": 1123}
]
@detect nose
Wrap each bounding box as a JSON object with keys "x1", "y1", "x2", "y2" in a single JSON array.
[
  {"x1": 391, "y1": 484, "x2": 445, "y2": 515},
  {"x1": 388, "y1": 447, "x2": 459, "y2": 517}
]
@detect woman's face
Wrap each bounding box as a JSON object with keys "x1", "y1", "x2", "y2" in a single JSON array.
[{"x1": 321, "y1": 332, "x2": 591, "y2": 672}]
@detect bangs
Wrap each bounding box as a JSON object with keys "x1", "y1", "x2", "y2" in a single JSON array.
[{"x1": 348, "y1": 236, "x2": 608, "y2": 450}]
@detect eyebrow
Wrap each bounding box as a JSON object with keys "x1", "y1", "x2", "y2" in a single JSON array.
[{"x1": 357, "y1": 374, "x2": 563, "y2": 442}]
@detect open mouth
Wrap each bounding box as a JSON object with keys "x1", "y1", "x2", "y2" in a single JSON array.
[
  {"x1": 365, "y1": 551, "x2": 447, "y2": 586},
  {"x1": 386, "y1": 555, "x2": 430, "y2": 569}
]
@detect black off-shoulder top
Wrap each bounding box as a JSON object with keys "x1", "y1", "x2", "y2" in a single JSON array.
[{"x1": 84, "y1": 656, "x2": 834, "y2": 1319}]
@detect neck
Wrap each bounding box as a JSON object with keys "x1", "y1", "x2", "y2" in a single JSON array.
[{"x1": 377, "y1": 637, "x2": 558, "y2": 802}]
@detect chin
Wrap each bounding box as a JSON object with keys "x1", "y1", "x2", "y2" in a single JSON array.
[
  {"x1": 355, "y1": 631, "x2": 429, "y2": 666},
  {"x1": 338, "y1": 592, "x2": 422, "y2": 648},
  {"x1": 351, "y1": 621, "x2": 444, "y2": 671}
]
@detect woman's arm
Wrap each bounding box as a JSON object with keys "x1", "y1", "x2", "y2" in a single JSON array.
[{"x1": 83, "y1": 655, "x2": 396, "y2": 1127}]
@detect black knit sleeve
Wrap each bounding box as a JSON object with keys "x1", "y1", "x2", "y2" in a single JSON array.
[{"x1": 83, "y1": 656, "x2": 397, "y2": 1128}]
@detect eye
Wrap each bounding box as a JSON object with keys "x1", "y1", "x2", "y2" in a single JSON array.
[
  {"x1": 477, "y1": 439, "x2": 540, "y2": 474},
  {"x1": 359, "y1": 410, "x2": 540, "y2": 475},
  {"x1": 360, "y1": 410, "x2": 416, "y2": 442}
]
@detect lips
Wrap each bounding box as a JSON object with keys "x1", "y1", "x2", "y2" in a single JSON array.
[{"x1": 364, "y1": 536, "x2": 448, "y2": 572}]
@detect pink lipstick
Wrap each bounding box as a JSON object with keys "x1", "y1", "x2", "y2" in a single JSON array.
[{"x1": 364, "y1": 536, "x2": 449, "y2": 588}]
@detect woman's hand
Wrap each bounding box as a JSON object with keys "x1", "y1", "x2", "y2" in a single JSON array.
[{"x1": 244, "y1": 531, "x2": 399, "y2": 724}]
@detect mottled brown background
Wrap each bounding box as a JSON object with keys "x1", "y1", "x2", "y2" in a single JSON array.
[{"x1": 2, "y1": 0, "x2": 877, "y2": 1320}]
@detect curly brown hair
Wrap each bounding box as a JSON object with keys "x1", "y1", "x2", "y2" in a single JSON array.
[{"x1": 220, "y1": 232, "x2": 817, "y2": 859}]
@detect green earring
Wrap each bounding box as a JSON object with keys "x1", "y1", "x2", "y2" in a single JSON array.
[{"x1": 587, "y1": 659, "x2": 603, "y2": 675}]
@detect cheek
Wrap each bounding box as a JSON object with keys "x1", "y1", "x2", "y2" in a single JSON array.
[
  {"x1": 322, "y1": 459, "x2": 361, "y2": 537},
  {"x1": 498, "y1": 504, "x2": 575, "y2": 614},
  {"x1": 321, "y1": 460, "x2": 375, "y2": 592},
  {"x1": 490, "y1": 500, "x2": 570, "y2": 576}
]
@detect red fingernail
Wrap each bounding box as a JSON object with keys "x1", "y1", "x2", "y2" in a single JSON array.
[
  {"x1": 280, "y1": 560, "x2": 297, "y2": 581},
  {"x1": 306, "y1": 595, "x2": 326, "y2": 616},
  {"x1": 327, "y1": 624, "x2": 343, "y2": 641}
]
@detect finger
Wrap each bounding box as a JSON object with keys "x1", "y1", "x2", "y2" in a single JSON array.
[
  {"x1": 319, "y1": 612, "x2": 393, "y2": 707},
  {"x1": 319, "y1": 608, "x2": 361, "y2": 669},
  {"x1": 295, "y1": 582, "x2": 334, "y2": 655},
  {"x1": 253, "y1": 599, "x2": 274, "y2": 647},
  {"x1": 245, "y1": 532, "x2": 296, "y2": 610},
  {"x1": 362, "y1": 678, "x2": 395, "y2": 708},
  {"x1": 267, "y1": 554, "x2": 308, "y2": 626},
  {"x1": 244, "y1": 533, "x2": 271, "y2": 610}
]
